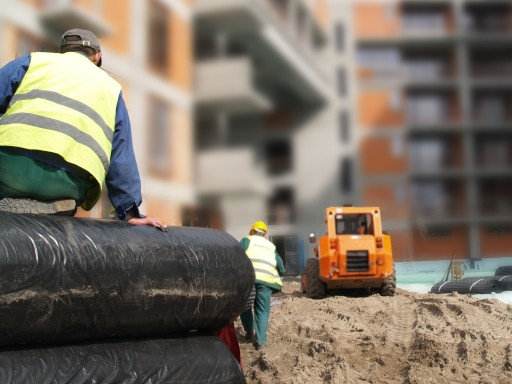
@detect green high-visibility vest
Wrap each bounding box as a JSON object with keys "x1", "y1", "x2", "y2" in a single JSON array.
[
  {"x1": 0, "y1": 52, "x2": 121, "y2": 209},
  {"x1": 245, "y1": 235, "x2": 283, "y2": 288}
]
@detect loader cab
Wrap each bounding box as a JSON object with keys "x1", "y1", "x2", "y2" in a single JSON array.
[{"x1": 334, "y1": 213, "x2": 373, "y2": 235}]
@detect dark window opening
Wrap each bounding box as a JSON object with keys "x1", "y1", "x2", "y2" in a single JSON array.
[
  {"x1": 270, "y1": 235, "x2": 299, "y2": 275},
  {"x1": 148, "y1": 0, "x2": 170, "y2": 75},
  {"x1": 487, "y1": 225, "x2": 512, "y2": 236},
  {"x1": 335, "y1": 23, "x2": 344, "y2": 52},
  {"x1": 340, "y1": 158, "x2": 353, "y2": 193},
  {"x1": 181, "y1": 206, "x2": 223, "y2": 229},
  {"x1": 265, "y1": 140, "x2": 292, "y2": 175},
  {"x1": 148, "y1": 95, "x2": 171, "y2": 177},
  {"x1": 337, "y1": 67, "x2": 347, "y2": 96},
  {"x1": 339, "y1": 111, "x2": 350, "y2": 143},
  {"x1": 425, "y1": 225, "x2": 452, "y2": 238}
]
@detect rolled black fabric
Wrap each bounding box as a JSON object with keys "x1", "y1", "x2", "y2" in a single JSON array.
[
  {"x1": 0, "y1": 212, "x2": 254, "y2": 346},
  {"x1": 430, "y1": 277, "x2": 502, "y2": 294},
  {"x1": 495, "y1": 275, "x2": 512, "y2": 291},
  {"x1": 0, "y1": 334, "x2": 246, "y2": 384},
  {"x1": 495, "y1": 266, "x2": 512, "y2": 276}
]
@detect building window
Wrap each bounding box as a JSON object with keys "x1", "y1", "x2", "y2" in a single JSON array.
[
  {"x1": 196, "y1": 115, "x2": 220, "y2": 150},
  {"x1": 148, "y1": 96, "x2": 172, "y2": 176},
  {"x1": 357, "y1": 47, "x2": 401, "y2": 78},
  {"x1": 265, "y1": 140, "x2": 292, "y2": 176},
  {"x1": 392, "y1": 136, "x2": 404, "y2": 157},
  {"x1": 395, "y1": 185, "x2": 405, "y2": 202},
  {"x1": 389, "y1": 90, "x2": 402, "y2": 111},
  {"x1": 409, "y1": 138, "x2": 447, "y2": 171},
  {"x1": 335, "y1": 22, "x2": 344, "y2": 52},
  {"x1": 406, "y1": 93, "x2": 449, "y2": 124},
  {"x1": 182, "y1": 206, "x2": 223, "y2": 229},
  {"x1": 267, "y1": 188, "x2": 295, "y2": 225},
  {"x1": 424, "y1": 225, "x2": 452, "y2": 238},
  {"x1": 339, "y1": 111, "x2": 350, "y2": 143},
  {"x1": 337, "y1": 67, "x2": 347, "y2": 96},
  {"x1": 340, "y1": 158, "x2": 353, "y2": 193},
  {"x1": 148, "y1": 0, "x2": 170, "y2": 75},
  {"x1": 411, "y1": 181, "x2": 448, "y2": 215},
  {"x1": 402, "y1": 7, "x2": 447, "y2": 35},
  {"x1": 268, "y1": 0, "x2": 289, "y2": 21},
  {"x1": 487, "y1": 225, "x2": 511, "y2": 236}
]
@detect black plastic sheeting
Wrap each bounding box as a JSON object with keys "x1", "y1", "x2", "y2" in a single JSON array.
[
  {"x1": 0, "y1": 334, "x2": 245, "y2": 384},
  {"x1": 430, "y1": 277, "x2": 503, "y2": 294},
  {"x1": 0, "y1": 212, "x2": 255, "y2": 347}
]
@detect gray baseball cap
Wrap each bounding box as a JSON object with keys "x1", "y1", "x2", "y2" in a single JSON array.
[{"x1": 60, "y1": 29, "x2": 102, "y2": 66}]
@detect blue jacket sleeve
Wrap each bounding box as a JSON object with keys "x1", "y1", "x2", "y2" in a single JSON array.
[
  {"x1": 105, "y1": 93, "x2": 144, "y2": 220},
  {"x1": 0, "y1": 55, "x2": 30, "y2": 115}
]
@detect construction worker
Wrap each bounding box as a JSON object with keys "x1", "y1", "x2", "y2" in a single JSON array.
[
  {"x1": 0, "y1": 29, "x2": 165, "y2": 229},
  {"x1": 240, "y1": 221, "x2": 285, "y2": 350}
]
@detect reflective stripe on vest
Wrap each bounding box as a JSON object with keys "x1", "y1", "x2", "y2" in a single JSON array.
[
  {"x1": 245, "y1": 235, "x2": 283, "y2": 287},
  {"x1": 0, "y1": 52, "x2": 120, "y2": 193}
]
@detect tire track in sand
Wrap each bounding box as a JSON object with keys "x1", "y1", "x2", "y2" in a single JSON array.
[{"x1": 383, "y1": 294, "x2": 418, "y2": 349}]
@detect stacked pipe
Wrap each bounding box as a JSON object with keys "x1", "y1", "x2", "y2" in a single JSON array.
[{"x1": 0, "y1": 211, "x2": 253, "y2": 383}]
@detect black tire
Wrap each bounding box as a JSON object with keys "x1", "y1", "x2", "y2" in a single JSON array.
[
  {"x1": 379, "y1": 272, "x2": 396, "y2": 297},
  {"x1": 495, "y1": 266, "x2": 512, "y2": 276},
  {"x1": 305, "y1": 258, "x2": 326, "y2": 299}
]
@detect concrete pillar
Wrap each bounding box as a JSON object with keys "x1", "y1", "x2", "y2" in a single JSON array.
[{"x1": 454, "y1": 1, "x2": 480, "y2": 262}]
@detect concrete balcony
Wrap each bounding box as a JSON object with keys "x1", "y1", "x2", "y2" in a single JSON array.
[
  {"x1": 38, "y1": 0, "x2": 111, "y2": 39},
  {"x1": 195, "y1": 57, "x2": 272, "y2": 115},
  {"x1": 195, "y1": 0, "x2": 329, "y2": 107},
  {"x1": 196, "y1": 148, "x2": 269, "y2": 196}
]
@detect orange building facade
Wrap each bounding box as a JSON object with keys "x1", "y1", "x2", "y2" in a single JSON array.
[{"x1": 352, "y1": 0, "x2": 512, "y2": 268}]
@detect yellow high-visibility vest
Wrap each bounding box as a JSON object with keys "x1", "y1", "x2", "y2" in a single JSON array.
[
  {"x1": 245, "y1": 235, "x2": 283, "y2": 287},
  {"x1": 0, "y1": 52, "x2": 121, "y2": 209}
]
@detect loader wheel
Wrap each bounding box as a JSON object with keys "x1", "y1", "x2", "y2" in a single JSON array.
[
  {"x1": 306, "y1": 258, "x2": 326, "y2": 299},
  {"x1": 379, "y1": 273, "x2": 396, "y2": 297}
]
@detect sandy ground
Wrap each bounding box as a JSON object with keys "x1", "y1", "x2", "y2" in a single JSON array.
[{"x1": 236, "y1": 280, "x2": 512, "y2": 384}]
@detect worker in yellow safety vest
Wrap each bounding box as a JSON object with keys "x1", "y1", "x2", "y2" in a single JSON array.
[
  {"x1": 240, "y1": 221, "x2": 285, "y2": 350},
  {"x1": 0, "y1": 29, "x2": 165, "y2": 230}
]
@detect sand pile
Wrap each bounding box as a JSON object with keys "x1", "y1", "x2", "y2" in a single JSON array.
[{"x1": 237, "y1": 281, "x2": 512, "y2": 384}]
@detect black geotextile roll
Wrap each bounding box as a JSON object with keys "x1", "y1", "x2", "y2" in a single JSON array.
[
  {"x1": 430, "y1": 277, "x2": 503, "y2": 294},
  {"x1": 495, "y1": 275, "x2": 512, "y2": 291},
  {"x1": 495, "y1": 266, "x2": 512, "y2": 276},
  {"x1": 0, "y1": 334, "x2": 246, "y2": 384},
  {"x1": 0, "y1": 212, "x2": 254, "y2": 347}
]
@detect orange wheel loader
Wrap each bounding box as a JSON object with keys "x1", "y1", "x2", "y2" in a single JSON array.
[{"x1": 302, "y1": 206, "x2": 396, "y2": 299}]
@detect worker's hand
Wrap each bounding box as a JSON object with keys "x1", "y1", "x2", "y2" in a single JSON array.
[{"x1": 128, "y1": 216, "x2": 168, "y2": 231}]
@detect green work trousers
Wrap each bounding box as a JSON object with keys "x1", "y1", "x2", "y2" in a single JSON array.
[
  {"x1": 240, "y1": 283, "x2": 272, "y2": 346},
  {"x1": 0, "y1": 148, "x2": 87, "y2": 202}
]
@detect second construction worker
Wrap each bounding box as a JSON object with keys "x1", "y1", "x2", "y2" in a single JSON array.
[{"x1": 240, "y1": 221, "x2": 285, "y2": 350}]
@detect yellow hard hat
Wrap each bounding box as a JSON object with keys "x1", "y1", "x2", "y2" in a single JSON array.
[{"x1": 250, "y1": 221, "x2": 267, "y2": 234}]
